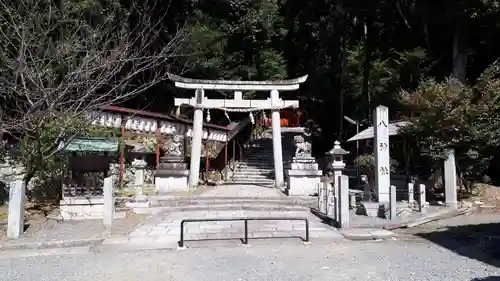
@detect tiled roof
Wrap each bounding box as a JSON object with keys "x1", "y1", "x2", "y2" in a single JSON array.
[{"x1": 347, "y1": 121, "x2": 410, "y2": 142}]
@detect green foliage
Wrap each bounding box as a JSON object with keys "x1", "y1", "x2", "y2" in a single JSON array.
[
  {"x1": 185, "y1": 0, "x2": 287, "y2": 84},
  {"x1": 354, "y1": 153, "x2": 399, "y2": 187},
  {"x1": 0, "y1": 0, "x2": 183, "y2": 200},
  {"x1": 344, "y1": 45, "x2": 430, "y2": 117},
  {"x1": 17, "y1": 113, "x2": 119, "y2": 201},
  {"x1": 399, "y1": 61, "x2": 500, "y2": 187}
]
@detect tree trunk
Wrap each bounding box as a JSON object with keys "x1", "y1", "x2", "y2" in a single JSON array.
[
  {"x1": 362, "y1": 18, "x2": 372, "y2": 124},
  {"x1": 452, "y1": 30, "x2": 467, "y2": 84}
]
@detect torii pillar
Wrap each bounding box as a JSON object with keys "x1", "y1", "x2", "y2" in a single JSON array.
[
  {"x1": 270, "y1": 89, "x2": 285, "y2": 186},
  {"x1": 168, "y1": 73, "x2": 308, "y2": 188}
]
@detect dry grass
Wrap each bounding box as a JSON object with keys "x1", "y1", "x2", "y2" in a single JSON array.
[
  {"x1": 467, "y1": 183, "x2": 500, "y2": 213},
  {"x1": 0, "y1": 205, "x2": 7, "y2": 220}
]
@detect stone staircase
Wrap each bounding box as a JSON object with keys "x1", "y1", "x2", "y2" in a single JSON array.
[
  {"x1": 230, "y1": 130, "x2": 293, "y2": 186},
  {"x1": 131, "y1": 195, "x2": 317, "y2": 214}
]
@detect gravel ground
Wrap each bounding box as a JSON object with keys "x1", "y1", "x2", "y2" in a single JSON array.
[
  {"x1": 0, "y1": 213, "x2": 148, "y2": 245},
  {"x1": 394, "y1": 212, "x2": 500, "y2": 263},
  {"x1": 0, "y1": 240, "x2": 499, "y2": 281}
]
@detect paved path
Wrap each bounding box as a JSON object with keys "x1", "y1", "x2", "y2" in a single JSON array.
[
  {"x1": 122, "y1": 210, "x2": 344, "y2": 247},
  {"x1": 1, "y1": 241, "x2": 499, "y2": 280},
  {"x1": 116, "y1": 185, "x2": 338, "y2": 247}
]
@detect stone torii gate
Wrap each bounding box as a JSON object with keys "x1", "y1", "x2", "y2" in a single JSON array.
[{"x1": 168, "y1": 73, "x2": 308, "y2": 188}]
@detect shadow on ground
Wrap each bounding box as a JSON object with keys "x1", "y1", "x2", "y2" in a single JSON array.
[
  {"x1": 416, "y1": 223, "x2": 500, "y2": 268},
  {"x1": 470, "y1": 277, "x2": 500, "y2": 281}
]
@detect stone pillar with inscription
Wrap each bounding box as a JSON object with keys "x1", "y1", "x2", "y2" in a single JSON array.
[
  {"x1": 374, "y1": 106, "x2": 391, "y2": 205},
  {"x1": 444, "y1": 149, "x2": 458, "y2": 209},
  {"x1": 155, "y1": 135, "x2": 189, "y2": 192},
  {"x1": 286, "y1": 130, "x2": 322, "y2": 196}
]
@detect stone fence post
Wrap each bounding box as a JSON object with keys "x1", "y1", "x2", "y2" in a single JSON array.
[
  {"x1": 389, "y1": 185, "x2": 397, "y2": 220},
  {"x1": 318, "y1": 181, "x2": 327, "y2": 214},
  {"x1": 338, "y1": 175, "x2": 350, "y2": 228},
  {"x1": 103, "y1": 176, "x2": 114, "y2": 232},
  {"x1": 7, "y1": 180, "x2": 25, "y2": 239},
  {"x1": 444, "y1": 149, "x2": 458, "y2": 209},
  {"x1": 418, "y1": 184, "x2": 427, "y2": 213},
  {"x1": 407, "y1": 183, "x2": 415, "y2": 208}
]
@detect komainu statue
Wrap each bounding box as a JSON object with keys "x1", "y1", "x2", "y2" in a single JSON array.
[
  {"x1": 294, "y1": 135, "x2": 312, "y2": 156},
  {"x1": 163, "y1": 135, "x2": 183, "y2": 157}
]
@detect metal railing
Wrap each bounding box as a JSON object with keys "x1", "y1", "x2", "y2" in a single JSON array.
[{"x1": 179, "y1": 217, "x2": 310, "y2": 247}]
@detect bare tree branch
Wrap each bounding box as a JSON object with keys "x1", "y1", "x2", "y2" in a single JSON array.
[{"x1": 0, "y1": 0, "x2": 190, "y2": 181}]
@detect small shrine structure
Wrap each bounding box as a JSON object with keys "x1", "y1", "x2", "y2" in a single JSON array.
[{"x1": 87, "y1": 105, "x2": 235, "y2": 186}]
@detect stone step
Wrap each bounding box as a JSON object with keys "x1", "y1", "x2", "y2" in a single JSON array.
[
  {"x1": 132, "y1": 204, "x2": 313, "y2": 214},
  {"x1": 244, "y1": 151, "x2": 289, "y2": 154},
  {"x1": 232, "y1": 170, "x2": 273, "y2": 175},
  {"x1": 243, "y1": 155, "x2": 275, "y2": 160},
  {"x1": 238, "y1": 161, "x2": 286, "y2": 165},
  {"x1": 232, "y1": 175, "x2": 274, "y2": 180},
  {"x1": 241, "y1": 158, "x2": 274, "y2": 166},
  {"x1": 232, "y1": 170, "x2": 275, "y2": 175},
  {"x1": 150, "y1": 195, "x2": 314, "y2": 200},
  {"x1": 235, "y1": 166, "x2": 275, "y2": 171},
  {"x1": 235, "y1": 170, "x2": 275, "y2": 174},
  {"x1": 244, "y1": 156, "x2": 294, "y2": 160},
  {"x1": 243, "y1": 159, "x2": 275, "y2": 163},
  {"x1": 233, "y1": 169, "x2": 275, "y2": 173},
  {"x1": 152, "y1": 198, "x2": 316, "y2": 207},
  {"x1": 239, "y1": 159, "x2": 288, "y2": 167},
  {"x1": 244, "y1": 148, "x2": 275, "y2": 151},
  {"x1": 230, "y1": 177, "x2": 275, "y2": 181},
  {"x1": 236, "y1": 167, "x2": 289, "y2": 172},
  {"x1": 238, "y1": 165, "x2": 276, "y2": 169},
  {"x1": 230, "y1": 180, "x2": 275, "y2": 185},
  {"x1": 243, "y1": 157, "x2": 274, "y2": 160}
]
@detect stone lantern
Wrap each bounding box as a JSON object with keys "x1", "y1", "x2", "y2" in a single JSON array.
[
  {"x1": 325, "y1": 141, "x2": 349, "y2": 178},
  {"x1": 324, "y1": 141, "x2": 351, "y2": 225},
  {"x1": 131, "y1": 158, "x2": 147, "y2": 200}
]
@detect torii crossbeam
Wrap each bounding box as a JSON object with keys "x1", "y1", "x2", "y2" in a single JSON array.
[{"x1": 168, "y1": 73, "x2": 308, "y2": 188}]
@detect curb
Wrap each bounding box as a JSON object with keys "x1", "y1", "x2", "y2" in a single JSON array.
[
  {"x1": 339, "y1": 229, "x2": 396, "y2": 241},
  {"x1": 0, "y1": 238, "x2": 105, "y2": 251}
]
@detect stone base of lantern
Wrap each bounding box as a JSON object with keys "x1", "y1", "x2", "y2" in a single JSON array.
[
  {"x1": 155, "y1": 170, "x2": 189, "y2": 192},
  {"x1": 286, "y1": 170, "x2": 322, "y2": 196},
  {"x1": 154, "y1": 156, "x2": 189, "y2": 192},
  {"x1": 285, "y1": 156, "x2": 322, "y2": 196}
]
